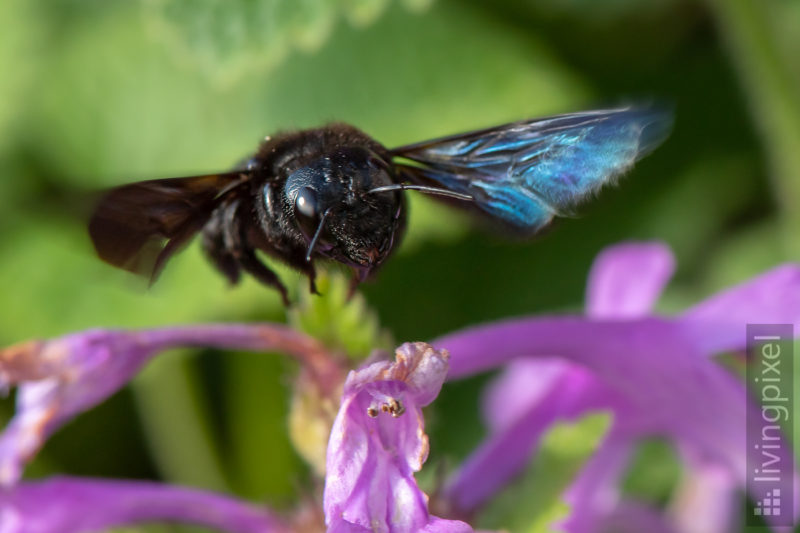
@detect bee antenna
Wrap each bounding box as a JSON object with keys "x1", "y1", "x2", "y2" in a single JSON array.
[
  {"x1": 305, "y1": 209, "x2": 331, "y2": 262},
  {"x1": 368, "y1": 184, "x2": 473, "y2": 201}
]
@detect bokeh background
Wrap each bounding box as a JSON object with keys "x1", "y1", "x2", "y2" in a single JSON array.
[{"x1": 1, "y1": 0, "x2": 799, "y2": 531}]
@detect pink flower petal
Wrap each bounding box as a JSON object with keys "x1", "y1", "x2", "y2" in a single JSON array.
[
  {"x1": 438, "y1": 244, "x2": 800, "y2": 532},
  {"x1": 324, "y1": 342, "x2": 472, "y2": 532},
  {"x1": 0, "y1": 476, "x2": 285, "y2": 533},
  {"x1": 680, "y1": 265, "x2": 800, "y2": 353},
  {"x1": 0, "y1": 325, "x2": 336, "y2": 486},
  {"x1": 586, "y1": 242, "x2": 675, "y2": 318},
  {"x1": 559, "y1": 429, "x2": 633, "y2": 532}
]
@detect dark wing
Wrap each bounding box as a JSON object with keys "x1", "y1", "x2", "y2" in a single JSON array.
[
  {"x1": 88, "y1": 171, "x2": 249, "y2": 281},
  {"x1": 391, "y1": 106, "x2": 672, "y2": 234}
]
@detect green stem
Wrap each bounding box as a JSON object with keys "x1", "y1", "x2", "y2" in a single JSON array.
[
  {"x1": 133, "y1": 352, "x2": 231, "y2": 492},
  {"x1": 707, "y1": 0, "x2": 800, "y2": 256}
]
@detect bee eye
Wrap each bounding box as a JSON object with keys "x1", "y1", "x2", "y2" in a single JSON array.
[
  {"x1": 294, "y1": 187, "x2": 318, "y2": 220},
  {"x1": 294, "y1": 186, "x2": 322, "y2": 238}
]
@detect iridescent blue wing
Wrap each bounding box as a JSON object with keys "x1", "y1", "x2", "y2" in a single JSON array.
[{"x1": 390, "y1": 106, "x2": 672, "y2": 234}]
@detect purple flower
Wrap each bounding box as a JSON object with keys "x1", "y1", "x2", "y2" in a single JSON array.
[
  {"x1": 0, "y1": 477, "x2": 286, "y2": 533},
  {"x1": 324, "y1": 342, "x2": 472, "y2": 532},
  {"x1": 1, "y1": 242, "x2": 798, "y2": 532},
  {"x1": 437, "y1": 242, "x2": 800, "y2": 532},
  {"x1": 0, "y1": 324, "x2": 340, "y2": 487},
  {"x1": 0, "y1": 326, "x2": 470, "y2": 532}
]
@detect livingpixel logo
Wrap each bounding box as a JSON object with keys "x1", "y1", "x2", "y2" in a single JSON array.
[{"x1": 746, "y1": 324, "x2": 795, "y2": 527}]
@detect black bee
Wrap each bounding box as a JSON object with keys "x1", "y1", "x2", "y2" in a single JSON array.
[{"x1": 89, "y1": 106, "x2": 671, "y2": 304}]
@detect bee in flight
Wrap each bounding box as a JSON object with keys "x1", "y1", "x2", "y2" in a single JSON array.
[{"x1": 89, "y1": 106, "x2": 671, "y2": 304}]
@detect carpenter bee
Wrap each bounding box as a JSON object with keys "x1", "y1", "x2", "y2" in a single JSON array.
[{"x1": 89, "y1": 106, "x2": 671, "y2": 304}]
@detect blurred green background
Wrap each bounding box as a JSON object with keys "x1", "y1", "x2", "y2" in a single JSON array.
[{"x1": 1, "y1": 0, "x2": 799, "y2": 530}]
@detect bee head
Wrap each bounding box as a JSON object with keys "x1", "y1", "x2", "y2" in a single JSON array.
[{"x1": 283, "y1": 147, "x2": 405, "y2": 276}]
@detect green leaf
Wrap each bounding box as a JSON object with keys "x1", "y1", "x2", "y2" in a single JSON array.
[
  {"x1": 477, "y1": 413, "x2": 611, "y2": 532},
  {"x1": 340, "y1": 0, "x2": 391, "y2": 26},
  {"x1": 399, "y1": 0, "x2": 433, "y2": 12},
  {"x1": 527, "y1": 0, "x2": 678, "y2": 21},
  {"x1": 635, "y1": 155, "x2": 758, "y2": 272},
  {"x1": 703, "y1": 219, "x2": 786, "y2": 291},
  {"x1": 143, "y1": 0, "x2": 428, "y2": 85},
  {"x1": 0, "y1": 217, "x2": 285, "y2": 344},
  {"x1": 0, "y1": 0, "x2": 42, "y2": 153},
  {"x1": 620, "y1": 439, "x2": 680, "y2": 505},
  {"x1": 706, "y1": 0, "x2": 800, "y2": 257},
  {"x1": 399, "y1": 195, "x2": 472, "y2": 253}
]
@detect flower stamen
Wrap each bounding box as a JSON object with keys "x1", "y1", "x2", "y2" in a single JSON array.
[{"x1": 367, "y1": 396, "x2": 405, "y2": 418}]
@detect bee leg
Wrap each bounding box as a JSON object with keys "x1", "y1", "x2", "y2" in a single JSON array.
[
  {"x1": 275, "y1": 258, "x2": 318, "y2": 296},
  {"x1": 201, "y1": 203, "x2": 241, "y2": 285},
  {"x1": 347, "y1": 276, "x2": 358, "y2": 300},
  {"x1": 210, "y1": 199, "x2": 290, "y2": 305},
  {"x1": 346, "y1": 271, "x2": 362, "y2": 301},
  {"x1": 237, "y1": 249, "x2": 290, "y2": 306},
  {"x1": 279, "y1": 255, "x2": 320, "y2": 296},
  {"x1": 305, "y1": 266, "x2": 320, "y2": 295}
]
